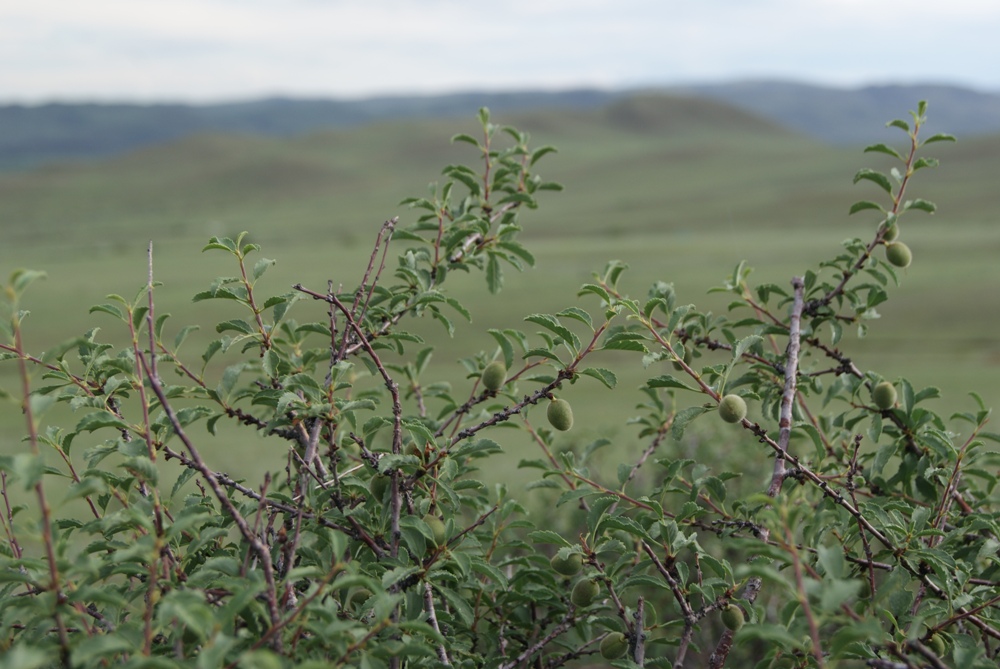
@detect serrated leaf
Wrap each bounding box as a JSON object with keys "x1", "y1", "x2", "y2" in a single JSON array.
[
  {"x1": 486, "y1": 253, "x2": 503, "y2": 294},
  {"x1": 524, "y1": 314, "x2": 579, "y2": 350},
  {"x1": 488, "y1": 329, "x2": 515, "y2": 370},
  {"x1": 528, "y1": 530, "x2": 570, "y2": 546},
  {"x1": 557, "y1": 306, "x2": 593, "y2": 329},
  {"x1": 252, "y1": 258, "x2": 275, "y2": 281},
  {"x1": 216, "y1": 319, "x2": 255, "y2": 335},
  {"x1": 853, "y1": 168, "x2": 892, "y2": 194},
  {"x1": 579, "y1": 367, "x2": 617, "y2": 389},
  {"x1": 647, "y1": 374, "x2": 695, "y2": 391},
  {"x1": 671, "y1": 405, "x2": 709, "y2": 440}
]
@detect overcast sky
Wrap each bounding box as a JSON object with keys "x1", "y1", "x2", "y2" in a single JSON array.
[{"x1": 2, "y1": 0, "x2": 998, "y2": 104}]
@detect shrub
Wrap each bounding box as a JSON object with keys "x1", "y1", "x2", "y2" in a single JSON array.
[{"x1": 1, "y1": 103, "x2": 997, "y2": 668}]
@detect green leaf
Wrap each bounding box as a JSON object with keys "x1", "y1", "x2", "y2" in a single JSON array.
[
  {"x1": 863, "y1": 143, "x2": 903, "y2": 160},
  {"x1": 252, "y1": 257, "x2": 276, "y2": 281},
  {"x1": 216, "y1": 319, "x2": 255, "y2": 335},
  {"x1": 486, "y1": 253, "x2": 503, "y2": 294},
  {"x1": 602, "y1": 332, "x2": 648, "y2": 353},
  {"x1": 853, "y1": 168, "x2": 892, "y2": 194},
  {"x1": 886, "y1": 119, "x2": 910, "y2": 133},
  {"x1": 922, "y1": 133, "x2": 956, "y2": 145},
  {"x1": 557, "y1": 306, "x2": 593, "y2": 329},
  {"x1": 488, "y1": 329, "x2": 515, "y2": 370},
  {"x1": 75, "y1": 411, "x2": 129, "y2": 433},
  {"x1": 579, "y1": 367, "x2": 617, "y2": 389},
  {"x1": 647, "y1": 374, "x2": 695, "y2": 392},
  {"x1": 528, "y1": 530, "x2": 570, "y2": 546},
  {"x1": 451, "y1": 133, "x2": 481, "y2": 147},
  {"x1": 10, "y1": 269, "x2": 47, "y2": 295},
  {"x1": 88, "y1": 304, "x2": 125, "y2": 321},
  {"x1": 525, "y1": 314, "x2": 579, "y2": 350},
  {"x1": 578, "y1": 283, "x2": 611, "y2": 303},
  {"x1": 904, "y1": 198, "x2": 936, "y2": 214},
  {"x1": 202, "y1": 237, "x2": 237, "y2": 253},
  {"x1": 848, "y1": 200, "x2": 884, "y2": 215},
  {"x1": 671, "y1": 405, "x2": 709, "y2": 440}
]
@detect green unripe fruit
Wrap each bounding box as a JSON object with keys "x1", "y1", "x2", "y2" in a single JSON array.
[
  {"x1": 718, "y1": 394, "x2": 747, "y2": 424},
  {"x1": 423, "y1": 514, "x2": 447, "y2": 546},
  {"x1": 547, "y1": 398, "x2": 574, "y2": 431},
  {"x1": 885, "y1": 241, "x2": 912, "y2": 268},
  {"x1": 346, "y1": 588, "x2": 371, "y2": 609},
  {"x1": 928, "y1": 633, "x2": 946, "y2": 656},
  {"x1": 481, "y1": 361, "x2": 507, "y2": 392},
  {"x1": 369, "y1": 475, "x2": 389, "y2": 501},
  {"x1": 550, "y1": 552, "x2": 583, "y2": 576},
  {"x1": 600, "y1": 632, "x2": 628, "y2": 660},
  {"x1": 672, "y1": 348, "x2": 692, "y2": 371},
  {"x1": 872, "y1": 381, "x2": 897, "y2": 410},
  {"x1": 879, "y1": 222, "x2": 899, "y2": 242},
  {"x1": 570, "y1": 578, "x2": 599, "y2": 607},
  {"x1": 721, "y1": 604, "x2": 745, "y2": 631}
]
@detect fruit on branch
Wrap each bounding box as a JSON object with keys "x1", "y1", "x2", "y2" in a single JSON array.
[
  {"x1": 550, "y1": 552, "x2": 583, "y2": 576},
  {"x1": 928, "y1": 633, "x2": 946, "y2": 656},
  {"x1": 547, "y1": 397, "x2": 574, "y2": 431},
  {"x1": 570, "y1": 578, "x2": 600, "y2": 607},
  {"x1": 879, "y1": 221, "x2": 899, "y2": 242},
  {"x1": 481, "y1": 360, "x2": 507, "y2": 392},
  {"x1": 872, "y1": 381, "x2": 897, "y2": 410},
  {"x1": 721, "y1": 604, "x2": 745, "y2": 631},
  {"x1": 672, "y1": 347, "x2": 692, "y2": 371},
  {"x1": 885, "y1": 241, "x2": 912, "y2": 268},
  {"x1": 423, "y1": 514, "x2": 447, "y2": 546},
  {"x1": 346, "y1": 588, "x2": 372, "y2": 609},
  {"x1": 369, "y1": 474, "x2": 389, "y2": 501},
  {"x1": 718, "y1": 394, "x2": 747, "y2": 424},
  {"x1": 600, "y1": 632, "x2": 628, "y2": 660}
]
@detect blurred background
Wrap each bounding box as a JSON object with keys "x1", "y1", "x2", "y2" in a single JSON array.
[{"x1": 2, "y1": 0, "x2": 998, "y2": 485}]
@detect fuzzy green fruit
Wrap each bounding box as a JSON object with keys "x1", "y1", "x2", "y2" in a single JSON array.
[
  {"x1": 346, "y1": 588, "x2": 371, "y2": 609},
  {"x1": 570, "y1": 578, "x2": 599, "y2": 607},
  {"x1": 872, "y1": 381, "x2": 897, "y2": 410},
  {"x1": 423, "y1": 514, "x2": 447, "y2": 546},
  {"x1": 885, "y1": 241, "x2": 912, "y2": 268},
  {"x1": 547, "y1": 398, "x2": 574, "y2": 431},
  {"x1": 928, "y1": 633, "x2": 946, "y2": 656},
  {"x1": 721, "y1": 605, "x2": 744, "y2": 631},
  {"x1": 600, "y1": 632, "x2": 628, "y2": 660},
  {"x1": 550, "y1": 552, "x2": 583, "y2": 576},
  {"x1": 672, "y1": 348, "x2": 692, "y2": 371},
  {"x1": 718, "y1": 394, "x2": 747, "y2": 424},
  {"x1": 369, "y1": 475, "x2": 389, "y2": 501},
  {"x1": 879, "y1": 222, "x2": 899, "y2": 242},
  {"x1": 481, "y1": 361, "x2": 507, "y2": 392}
]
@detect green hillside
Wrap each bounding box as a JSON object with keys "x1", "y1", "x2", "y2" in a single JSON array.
[{"x1": 2, "y1": 93, "x2": 998, "y2": 485}]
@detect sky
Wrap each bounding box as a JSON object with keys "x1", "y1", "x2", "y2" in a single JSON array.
[{"x1": 2, "y1": 0, "x2": 999, "y2": 104}]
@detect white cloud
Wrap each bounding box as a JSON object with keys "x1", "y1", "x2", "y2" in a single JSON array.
[{"x1": 0, "y1": 0, "x2": 997, "y2": 102}]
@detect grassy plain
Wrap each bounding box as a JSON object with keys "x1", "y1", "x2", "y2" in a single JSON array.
[{"x1": 1, "y1": 95, "x2": 998, "y2": 490}]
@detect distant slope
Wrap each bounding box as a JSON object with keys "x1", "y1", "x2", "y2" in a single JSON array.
[
  {"x1": 672, "y1": 80, "x2": 1000, "y2": 144},
  {"x1": 0, "y1": 90, "x2": 621, "y2": 172},
  {"x1": 4, "y1": 92, "x2": 991, "y2": 257},
  {"x1": 4, "y1": 81, "x2": 1000, "y2": 172}
]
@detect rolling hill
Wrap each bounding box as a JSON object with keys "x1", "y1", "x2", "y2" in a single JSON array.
[{"x1": 3, "y1": 81, "x2": 1000, "y2": 171}]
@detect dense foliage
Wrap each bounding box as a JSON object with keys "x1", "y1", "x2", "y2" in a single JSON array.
[{"x1": 1, "y1": 104, "x2": 998, "y2": 669}]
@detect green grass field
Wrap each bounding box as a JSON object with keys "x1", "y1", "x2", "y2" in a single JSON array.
[{"x1": 2, "y1": 94, "x2": 997, "y2": 489}]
